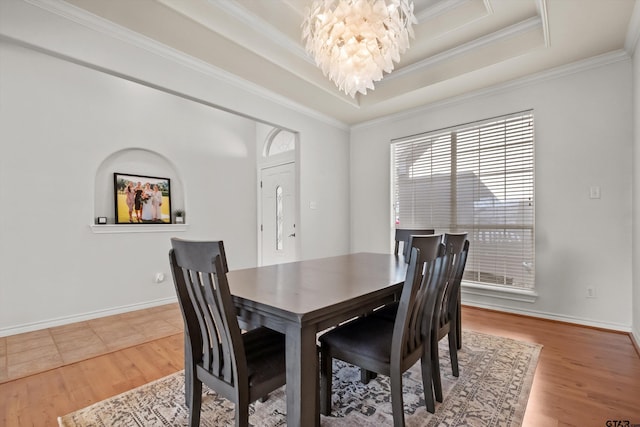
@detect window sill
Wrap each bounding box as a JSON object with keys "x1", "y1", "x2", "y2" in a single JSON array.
[
  {"x1": 461, "y1": 280, "x2": 538, "y2": 303},
  {"x1": 89, "y1": 224, "x2": 188, "y2": 234}
]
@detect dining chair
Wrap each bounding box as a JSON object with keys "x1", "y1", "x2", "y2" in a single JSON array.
[
  {"x1": 431, "y1": 234, "x2": 469, "y2": 401},
  {"x1": 169, "y1": 238, "x2": 287, "y2": 427},
  {"x1": 319, "y1": 243, "x2": 449, "y2": 426},
  {"x1": 169, "y1": 239, "x2": 229, "y2": 407},
  {"x1": 361, "y1": 234, "x2": 444, "y2": 384},
  {"x1": 394, "y1": 228, "x2": 435, "y2": 257},
  {"x1": 372, "y1": 234, "x2": 444, "y2": 321}
]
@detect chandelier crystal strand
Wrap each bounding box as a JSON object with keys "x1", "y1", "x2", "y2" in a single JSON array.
[{"x1": 302, "y1": 0, "x2": 416, "y2": 97}]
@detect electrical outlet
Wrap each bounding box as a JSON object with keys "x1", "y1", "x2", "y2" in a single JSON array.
[
  {"x1": 154, "y1": 272, "x2": 166, "y2": 283},
  {"x1": 586, "y1": 287, "x2": 596, "y2": 298}
]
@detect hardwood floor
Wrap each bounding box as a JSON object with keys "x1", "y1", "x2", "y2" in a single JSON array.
[
  {"x1": 1, "y1": 333, "x2": 184, "y2": 427},
  {"x1": 1, "y1": 305, "x2": 639, "y2": 427},
  {"x1": 463, "y1": 307, "x2": 640, "y2": 427}
]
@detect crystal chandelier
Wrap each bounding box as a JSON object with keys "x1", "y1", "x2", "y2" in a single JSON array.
[{"x1": 302, "y1": 0, "x2": 416, "y2": 97}]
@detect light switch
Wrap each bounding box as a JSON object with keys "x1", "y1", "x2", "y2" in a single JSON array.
[{"x1": 589, "y1": 186, "x2": 601, "y2": 199}]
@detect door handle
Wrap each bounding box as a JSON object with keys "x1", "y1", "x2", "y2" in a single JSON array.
[{"x1": 288, "y1": 233, "x2": 296, "y2": 237}]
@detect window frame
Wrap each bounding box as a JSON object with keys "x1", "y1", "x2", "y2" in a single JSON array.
[{"x1": 391, "y1": 110, "x2": 536, "y2": 299}]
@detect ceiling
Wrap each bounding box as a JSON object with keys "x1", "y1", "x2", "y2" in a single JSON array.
[{"x1": 62, "y1": 0, "x2": 638, "y2": 126}]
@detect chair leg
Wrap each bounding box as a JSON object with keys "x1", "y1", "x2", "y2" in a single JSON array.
[
  {"x1": 456, "y1": 294, "x2": 462, "y2": 350},
  {"x1": 235, "y1": 407, "x2": 249, "y2": 427},
  {"x1": 316, "y1": 363, "x2": 321, "y2": 427},
  {"x1": 448, "y1": 331, "x2": 459, "y2": 377},
  {"x1": 320, "y1": 347, "x2": 333, "y2": 416},
  {"x1": 188, "y1": 378, "x2": 203, "y2": 427},
  {"x1": 420, "y1": 356, "x2": 435, "y2": 414},
  {"x1": 431, "y1": 337, "x2": 443, "y2": 402},
  {"x1": 360, "y1": 368, "x2": 377, "y2": 384},
  {"x1": 184, "y1": 337, "x2": 193, "y2": 407},
  {"x1": 236, "y1": 395, "x2": 249, "y2": 427},
  {"x1": 390, "y1": 369, "x2": 406, "y2": 427}
]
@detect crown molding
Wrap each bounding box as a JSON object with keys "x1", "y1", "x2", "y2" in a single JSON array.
[
  {"x1": 625, "y1": 0, "x2": 640, "y2": 54},
  {"x1": 281, "y1": 0, "x2": 305, "y2": 18},
  {"x1": 208, "y1": 0, "x2": 312, "y2": 63},
  {"x1": 416, "y1": 0, "x2": 478, "y2": 22},
  {"x1": 20, "y1": 0, "x2": 349, "y2": 130},
  {"x1": 160, "y1": 0, "x2": 359, "y2": 109},
  {"x1": 13, "y1": 0, "x2": 634, "y2": 132},
  {"x1": 535, "y1": 0, "x2": 550, "y2": 48},
  {"x1": 353, "y1": 49, "x2": 631, "y2": 130},
  {"x1": 385, "y1": 15, "x2": 542, "y2": 82}
]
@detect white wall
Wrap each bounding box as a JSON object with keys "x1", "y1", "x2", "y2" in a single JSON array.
[
  {"x1": 3, "y1": 0, "x2": 633, "y2": 337},
  {"x1": 351, "y1": 57, "x2": 634, "y2": 331},
  {"x1": 0, "y1": 0, "x2": 350, "y2": 335}
]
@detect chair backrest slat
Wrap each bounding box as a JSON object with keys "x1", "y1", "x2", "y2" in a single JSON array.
[
  {"x1": 202, "y1": 270, "x2": 234, "y2": 380},
  {"x1": 443, "y1": 232, "x2": 467, "y2": 256},
  {"x1": 439, "y1": 233, "x2": 469, "y2": 326},
  {"x1": 183, "y1": 269, "x2": 220, "y2": 374},
  {"x1": 394, "y1": 228, "x2": 435, "y2": 256},
  {"x1": 408, "y1": 234, "x2": 443, "y2": 262}
]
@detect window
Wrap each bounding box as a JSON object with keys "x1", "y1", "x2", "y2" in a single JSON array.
[
  {"x1": 392, "y1": 111, "x2": 535, "y2": 289},
  {"x1": 265, "y1": 128, "x2": 295, "y2": 157}
]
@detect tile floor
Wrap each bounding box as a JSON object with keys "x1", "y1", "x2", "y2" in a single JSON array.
[{"x1": 0, "y1": 303, "x2": 183, "y2": 383}]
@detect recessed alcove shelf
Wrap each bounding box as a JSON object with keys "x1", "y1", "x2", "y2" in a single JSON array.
[
  {"x1": 94, "y1": 148, "x2": 186, "y2": 232},
  {"x1": 90, "y1": 224, "x2": 188, "y2": 234}
]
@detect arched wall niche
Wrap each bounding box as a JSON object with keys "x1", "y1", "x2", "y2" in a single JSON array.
[{"x1": 93, "y1": 147, "x2": 185, "y2": 224}]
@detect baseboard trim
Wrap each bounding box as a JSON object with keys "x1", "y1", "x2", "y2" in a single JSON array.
[
  {"x1": 462, "y1": 301, "x2": 631, "y2": 333},
  {"x1": 0, "y1": 296, "x2": 178, "y2": 337},
  {"x1": 630, "y1": 329, "x2": 640, "y2": 358},
  {"x1": 3, "y1": 295, "x2": 634, "y2": 341}
]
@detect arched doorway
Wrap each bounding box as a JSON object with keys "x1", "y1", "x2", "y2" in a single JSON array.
[{"x1": 259, "y1": 127, "x2": 298, "y2": 265}]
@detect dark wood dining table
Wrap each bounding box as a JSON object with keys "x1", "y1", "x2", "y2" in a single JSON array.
[{"x1": 226, "y1": 252, "x2": 408, "y2": 427}]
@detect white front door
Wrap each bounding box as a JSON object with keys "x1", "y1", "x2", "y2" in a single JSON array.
[{"x1": 260, "y1": 162, "x2": 297, "y2": 266}]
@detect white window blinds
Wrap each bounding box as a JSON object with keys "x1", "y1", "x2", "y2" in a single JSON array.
[{"x1": 393, "y1": 111, "x2": 535, "y2": 289}]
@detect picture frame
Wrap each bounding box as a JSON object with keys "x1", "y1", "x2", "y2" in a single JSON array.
[{"x1": 114, "y1": 173, "x2": 172, "y2": 224}]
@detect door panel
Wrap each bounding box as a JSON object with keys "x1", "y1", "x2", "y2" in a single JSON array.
[{"x1": 261, "y1": 163, "x2": 297, "y2": 265}]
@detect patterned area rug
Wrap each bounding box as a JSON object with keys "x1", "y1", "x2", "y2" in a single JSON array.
[{"x1": 58, "y1": 331, "x2": 541, "y2": 427}]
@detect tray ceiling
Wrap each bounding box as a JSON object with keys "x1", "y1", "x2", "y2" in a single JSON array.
[{"x1": 62, "y1": 0, "x2": 637, "y2": 125}]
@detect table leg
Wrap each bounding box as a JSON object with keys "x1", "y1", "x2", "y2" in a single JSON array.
[{"x1": 285, "y1": 324, "x2": 319, "y2": 427}]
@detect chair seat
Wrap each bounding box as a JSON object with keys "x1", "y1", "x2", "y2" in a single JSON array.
[
  {"x1": 243, "y1": 327, "x2": 286, "y2": 387},
  {"x1": 320, "y1": 316, "x2": 394, "y2": 365},
  {"x1": 372, "y1": 302, "x2": 399, "y2": 321}
]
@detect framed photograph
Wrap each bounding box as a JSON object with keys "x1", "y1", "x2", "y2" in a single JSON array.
[{"x1": 114, "y1": 173, "x2": 172, "y2": 224}]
